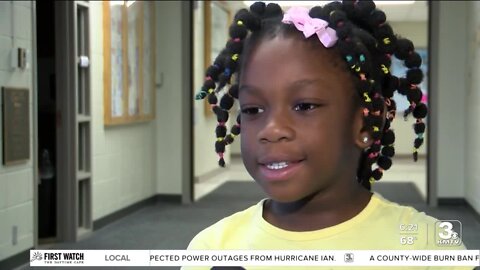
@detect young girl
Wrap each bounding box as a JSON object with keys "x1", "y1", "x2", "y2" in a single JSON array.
[{"x1": 188, "y1": 1, "x2": 471, "y2": 269}]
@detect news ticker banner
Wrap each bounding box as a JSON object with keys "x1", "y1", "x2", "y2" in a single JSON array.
[{"x1": 30, "y1": 250, "x2": 480, "y2": 267}]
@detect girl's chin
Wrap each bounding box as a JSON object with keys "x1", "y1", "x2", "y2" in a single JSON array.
[
  {"x1": 260, "y1": 183, "x2": 334, "y2": 204},
  {"x1": 260, "y1": 187, "x2": 312, "y2": 204}
]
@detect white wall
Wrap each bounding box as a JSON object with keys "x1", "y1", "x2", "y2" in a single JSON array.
[
  {"x1": 193, "y1": 1, "x2": 232, "y2": 177},
  {"x1": 92, "y1": 1, "x2": 193, "y2": 210},
  {"x1": 434, "y1": 1, "x2": 468, "y2": 198},
  {"x1": 465, "y1": 2, "x2": 480, "y2": 213},
  {"x1": 0, "y1": 1, "x2": 35, "y2": 261},
  {"x1": 390, "y1": 22, "x2": 428, "y2": 48},
  {"x1": 155, "y1": 1, "x2": 193, "y2": 193},
  {"x1": 89, "y1": 2, "x2": 157, "y2": 221}
]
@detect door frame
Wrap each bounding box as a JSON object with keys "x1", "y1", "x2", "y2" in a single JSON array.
[
  {"x1": 34, "y1": 1, "x2": 92, "y2": 246},
  {"x1": 427, "y1": 1, "x2": 437, "y2": 207},
  {"x1": 54, "y1": 0, "x2": 77, "y2": 242},
  {"x1": 54, "y1": 0, "x2": 93, "y2": 242}
]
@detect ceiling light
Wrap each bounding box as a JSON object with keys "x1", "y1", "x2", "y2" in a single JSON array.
[
  {"x1": 109, "y1": 0, "x2": 137, "y2": 7},
  {"x1": 110, "y1": 1, "x2": 125, "y2": 6},
  {"x1": 243, "y1": 1, "x2": 415, "y2": 8}
]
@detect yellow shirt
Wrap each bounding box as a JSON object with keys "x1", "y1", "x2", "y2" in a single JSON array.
[{"x1": 183, "y1": 193, "x2": 474, "y2": 270}]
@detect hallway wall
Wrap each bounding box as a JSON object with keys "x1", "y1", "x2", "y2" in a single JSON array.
[
  {"x1": 89, "y1": 2, "x2": 157, "y2": 221},
  {"x1": 433, "y1": 1, "x2": 468, "y2": 199},
  {"x1": 90, "y1": 1, "x2": 195, "y2": 216},
  {"x1": 466, "y1": 1, "x2": 480, "y2": 214},
  {"x1": 155, "y1": 1, "x2": 191, "y2": 195},
  {"x1": 0, "y1": 1, "x2": 35, "y2": 261}
]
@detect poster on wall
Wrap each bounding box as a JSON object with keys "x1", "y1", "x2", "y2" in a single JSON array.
[
  {"x1": 103, "y1": 1, "x2": 156, "y2": 126},
  {"x1": 143, "y1": 2, "x2": 155, "y2": 116},
  {"x1": 209, "y1": 2, "x2": 230, "y2": 64},
  {"x1": 110, "y1": 3, "x2": 124, "y2": 118},
  {"x1": 127, "y1": 1, "x2": 140, "y2": 116},
  {"x1": 2, "y1": 87, "x2": 30, "y2": 165}
]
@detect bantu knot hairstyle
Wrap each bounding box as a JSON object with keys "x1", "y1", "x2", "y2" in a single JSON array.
[{"x1": 194, "y1": 0, "x2": 427, "y2": 190}]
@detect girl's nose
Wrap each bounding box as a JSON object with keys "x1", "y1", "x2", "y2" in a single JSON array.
[{"x1": 257, "y1": 109, "x2": 295, "y2": 143}]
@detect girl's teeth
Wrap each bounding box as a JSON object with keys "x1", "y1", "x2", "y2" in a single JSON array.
[{"x1": 266, "y1": 162, "x2": 289, "y2": 170}]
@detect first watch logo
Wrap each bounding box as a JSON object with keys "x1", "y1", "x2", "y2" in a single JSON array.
[
  {"x1": 31, "y1": 251, "x2": 85, "y2": 265},
  {"x1": 30, "y1": 251, "x2": 43, "y2": 262}
]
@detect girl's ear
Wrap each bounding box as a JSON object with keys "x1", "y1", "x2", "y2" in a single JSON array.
[
  {"x1": 353, "y1": 102, "x2": 388, "y2": 149},
  {"x1": 352, "y1": 107, "x2": 373, "y2": 149},
  {"x1": 356, "y1": 131, "x2": 372, "y2": 149}
]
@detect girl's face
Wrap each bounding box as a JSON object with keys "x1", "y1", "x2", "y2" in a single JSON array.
[{"x1": 239, "y1": 35, "x2": 367, "y2": 203}]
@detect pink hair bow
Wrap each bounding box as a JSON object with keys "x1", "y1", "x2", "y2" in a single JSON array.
[{"x1": 282, "y1": 7, "x2": 338, "y2": 48}]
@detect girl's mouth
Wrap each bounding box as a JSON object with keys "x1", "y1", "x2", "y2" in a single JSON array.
[
  {"x1": 265, "y1": 161, "x2": 289, "y2": 170},
  {"x1": 259, "y1": 159, "x2": 305, "y2": 182}
]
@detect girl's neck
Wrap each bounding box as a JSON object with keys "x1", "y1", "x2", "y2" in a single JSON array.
[{"x1": 263, "y1": 182, "x2": 373, "y2": 232}]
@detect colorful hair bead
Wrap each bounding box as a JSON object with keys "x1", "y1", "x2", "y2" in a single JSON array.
[
  {"x1": 363, "y1": 108, "x2": 369, "y2": 116},
  {"x1": 224, "y1": 68, "x2": 231, "y2": 76},
  {"x1": 381, "y1": 64, "x2": 389, "y2": 74},
  {"x1": 195, "y1": 91, "x2": 207, "y2": 100},
  {"x1": 364, "y1": 92, "x2": 372, "y2": 102}
]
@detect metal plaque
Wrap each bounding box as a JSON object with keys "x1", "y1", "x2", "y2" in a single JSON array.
[{"x1": 2, "y1": 87, "x2": 30, "y2": 165}]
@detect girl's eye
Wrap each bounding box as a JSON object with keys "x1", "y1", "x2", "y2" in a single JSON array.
[
  {"x1": 293, "y1": 103, "x2": 319, "y2": 111},
  {"x1": 241, "y1": 107, "x2": 264, "y2": 115}
]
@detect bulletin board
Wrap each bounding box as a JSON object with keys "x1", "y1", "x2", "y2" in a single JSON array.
[
  {"x1": 103, "y1": 1, "x2": 156, "y2": 126},
  {"x1": 203, "y1": 1, "x2": 231, "y2": 116}
]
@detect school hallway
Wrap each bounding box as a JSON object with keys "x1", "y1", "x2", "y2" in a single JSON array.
[{"x1": 1, "y1": 1, "x2": 480, "y2": 270}]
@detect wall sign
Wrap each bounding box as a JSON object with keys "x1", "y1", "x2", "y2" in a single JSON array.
[{"x1": 2, "y1": 87, "x2": 30, "y2": 165}]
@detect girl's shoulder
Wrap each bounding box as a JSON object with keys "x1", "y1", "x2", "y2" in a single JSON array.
[
  {"x1": 371, "y1": 192, "x2": 437, "y2": 224},
  {"x1": 187, "y1": 199, "x2": 266, "y2": 249},
  {"x1": 212, "y1": 199, "x2": 265, "y2": 229}
]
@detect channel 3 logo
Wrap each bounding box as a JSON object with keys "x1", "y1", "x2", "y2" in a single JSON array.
[
  {"x1": 344, "y1": 253, "x2": 354, "y2": 263},
  {"x1": 434, "y1": 220, "x2": 462, "y2": 246}
]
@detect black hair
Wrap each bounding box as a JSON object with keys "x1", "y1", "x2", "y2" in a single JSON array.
[{"x1": 195, "y1": 0, "x2": 427, "y2": 190}]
